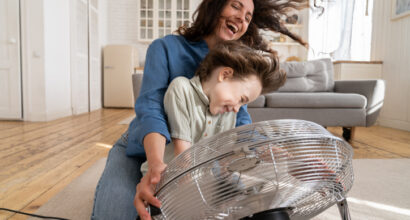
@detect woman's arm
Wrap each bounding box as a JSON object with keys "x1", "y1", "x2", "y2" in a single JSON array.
[
  {"x1": 133, "y1": 39, "x2": 171, "y2": 220},
  {"x1": 136, "y1": 77, "x2": 194, "y2": 219},
  {"x1": 236, "y1": 104, "x2": 252, "y2": 126},
  {"x1": 132, "y1": 39, "x2": 173, "y2": 152},
  {"x1": 135, "y1": 133, "x2": 167, "y2": 220},
  {"x1": 144, "y1": 133, "x2": 167, "y2": 170}
]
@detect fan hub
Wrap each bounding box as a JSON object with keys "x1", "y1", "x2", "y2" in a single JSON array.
[{"x1": 228, "y1": 155, "x2": 260, "y2": 172}]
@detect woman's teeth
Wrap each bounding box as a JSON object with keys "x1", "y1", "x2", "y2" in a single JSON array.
[{"x1": 227, "y1": 23, "x2": 238, "y2": 34}]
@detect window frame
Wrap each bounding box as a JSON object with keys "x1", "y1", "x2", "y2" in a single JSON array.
[{"x1": 137, "y1": 0, "x2": 191, "y2": 42}]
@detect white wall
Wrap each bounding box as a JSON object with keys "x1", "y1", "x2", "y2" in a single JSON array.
[
  {"x1": 44, "y1": 0, "x2": 72, "y2": 120},
  {"x1": 371, "y1": 0, "x2": 410, "y2": 131},
  {"x1": 22, "y1": 0, "x2": 72, "y2": 121},
  {"x1": 102, "y1": 0, "x2": 148, "y2": 66},
  {"x1": 102, "y1": 0, "x2": 205, "y2": 66},
  {"x1": 99, "y1": 0, "x2": 107, "y2": 46}
]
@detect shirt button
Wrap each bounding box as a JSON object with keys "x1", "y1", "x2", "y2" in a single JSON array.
[{"x1": 208, "y1": 120, "x2": 211, "y2": 124}]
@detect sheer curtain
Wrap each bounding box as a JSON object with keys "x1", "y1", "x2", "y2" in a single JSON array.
[{"x1": 308, "y1": 0, "x2": 373, "y2": 61}]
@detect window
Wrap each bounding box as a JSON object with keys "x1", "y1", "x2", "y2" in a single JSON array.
[
  {"x1": 138, "y1": 0, "x2": 191, "y2": 41},
  {"x1": 308, "y1": 0, "x2": 373, "y2": 61},
  {"x1": 139, "y1": 0, "x2": 154, "y2": 39}
]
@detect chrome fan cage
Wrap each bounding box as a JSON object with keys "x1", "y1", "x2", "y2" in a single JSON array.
[{"x1": 153, "y1": 119, "x2": 354, "y2": 220}]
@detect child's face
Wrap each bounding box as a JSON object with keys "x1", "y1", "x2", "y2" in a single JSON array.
[{"x1": 208, "y1": 71, "x2": 261, "y2": 115}]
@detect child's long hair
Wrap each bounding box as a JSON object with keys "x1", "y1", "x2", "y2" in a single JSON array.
[{"x1": 196, "y1": 41, "x2": 286, "y2": 94}]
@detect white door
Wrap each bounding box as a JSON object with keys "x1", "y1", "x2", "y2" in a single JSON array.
[
  {"x1": 0, "y1": 0, "x2": 22, "y2": 119},
  {"x1": 89, "y1": 0, "x2": 101, "y2": 111},
  {"x1": 70, "y1": 0, "x2": 90, "y2": 114}
]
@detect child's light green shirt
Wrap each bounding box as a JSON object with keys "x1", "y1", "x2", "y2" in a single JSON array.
[
  {"x1": 164, "y1": 76, "x2": 237, "y2": 144},
  {"x1": 141, "y1": 76, "x2": 236, "y2": 174}
]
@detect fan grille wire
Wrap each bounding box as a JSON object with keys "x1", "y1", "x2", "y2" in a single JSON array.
[{"x1": 154, "y1": 120, "x2": 354, "y2": 220}]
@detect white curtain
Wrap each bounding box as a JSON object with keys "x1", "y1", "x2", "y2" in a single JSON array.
[
  {"x1": 332, "y1": 0, "x2": 355, "y2": 59},
  {"x1": 308, "y1": 0, "x2": 373, "y2": 61},
  {"x1": 350, "y1": 0, "x2": 373, "y2": 61}
]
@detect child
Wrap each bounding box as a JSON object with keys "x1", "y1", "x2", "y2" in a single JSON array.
[
  {"x1": 141, "y1": 41, "x2": 286, "y2": 173},
  {"x1": 137, "y1": 40, "x2": 286, "y2": 219}
]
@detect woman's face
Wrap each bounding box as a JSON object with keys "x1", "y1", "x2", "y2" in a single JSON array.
[{"x1": 213, "y1": 0, "x2": 254, "y2": 42}]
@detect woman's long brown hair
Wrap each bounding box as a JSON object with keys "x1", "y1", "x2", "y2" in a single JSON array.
[{"x1": 177, "y1": 0, "x2": 308, "y2": 53}]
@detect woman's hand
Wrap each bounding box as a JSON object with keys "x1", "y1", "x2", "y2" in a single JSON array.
[
  {"x1": 135, "y1": 132, "x2": 167, "y2": 220},
  {"x1": 135, "y1": 161, "x2": 167, "y2": 220}
]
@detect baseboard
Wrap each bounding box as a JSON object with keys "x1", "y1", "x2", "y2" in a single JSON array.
[
  {"x1": 72, "y1": 106, "x2": 89, "y2": 115},
  {"x1": 24, "y1": 111, "x2": 48, "y2": 121},
  {"x1": 45, "y1": 108, "x2": 73, "y2": 121},
  {"x1": 378, "y1": 117, "x2": 410, "y2": 131},
  {"x1": 24, "y1": 108, "x2": 72, "y2": 122}
]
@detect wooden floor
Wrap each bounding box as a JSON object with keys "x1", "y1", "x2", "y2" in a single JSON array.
[
  {"x1": 0, "y1": 108, "x2": 409, "y2": 219},
  {"x1": 0, "y1": 108, "x2": 133, "y2": 219}
]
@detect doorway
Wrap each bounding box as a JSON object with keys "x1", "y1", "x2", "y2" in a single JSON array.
[{"x1": 0, "y1": 0, "x2": 22, "y2": 120}]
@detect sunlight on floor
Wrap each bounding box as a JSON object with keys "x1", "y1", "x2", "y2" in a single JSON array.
[
  {"x1": 348, "y1": 197, "x2": 410, "y2": 216},
  {"x1": 96, "y1": 142, "x2": 113, "y2": 149}
]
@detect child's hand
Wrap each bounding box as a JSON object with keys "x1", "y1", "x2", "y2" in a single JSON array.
[{"x1": 135, "y1": 162, "x2": 167, "y2": 220}]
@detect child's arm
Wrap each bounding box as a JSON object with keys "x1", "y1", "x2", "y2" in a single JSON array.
[
  {"x1": 164, "y1": 77, "x2": 193, "y2": 146},
  {"x1": 172, "y1": 138, "x2": 191, "y2": 156}
]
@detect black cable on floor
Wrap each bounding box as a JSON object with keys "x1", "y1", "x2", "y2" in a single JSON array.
[{"x1": 0, "y1": 207, "x2": 70, "y2": 220}]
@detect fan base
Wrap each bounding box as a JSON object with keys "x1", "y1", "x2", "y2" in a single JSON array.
[{"x1": 241, "y1": 208, "x2": 291, "y2": 220}]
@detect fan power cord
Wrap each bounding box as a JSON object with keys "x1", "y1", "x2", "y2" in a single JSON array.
[{"x1": 0, "y1": 207, "x2": 70, "y2": 220}]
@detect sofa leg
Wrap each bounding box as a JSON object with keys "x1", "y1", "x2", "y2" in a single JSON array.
[{"x1": 342, "y1": 127, "x2": 355, "y2": 142}]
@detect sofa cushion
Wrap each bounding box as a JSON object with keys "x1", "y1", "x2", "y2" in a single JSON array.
[
  {"x1": 278, "y1": 58, "x2": 334, "y2": 92},
  {"x1": 248, "y1": 95, "x2": 265, "y2": 107},
  {"x1": 265, "y1": 93, "x2": 367, "y2": 108}
]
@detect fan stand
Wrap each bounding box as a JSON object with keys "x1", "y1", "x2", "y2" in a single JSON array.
[
  {"x1": 240, "y1": 208, "x2": 291, "y2": 220},
  {"x1": 337, "y1": 198, "x2": 352, "y2": 220},
  {"x1": 240, "y1": 198, "x2": 352, "y2": 220}
]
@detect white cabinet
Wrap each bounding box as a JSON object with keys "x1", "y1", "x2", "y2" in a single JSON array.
[
  {"x1": 138, "y1": 0, "x2": 193, "y2": 41},
  {"x1": 333, "y1": 61, "x2": 383, "y2": 80},
  {"x1": 103, "y1": 45, "x2": 140, "y2": 108}
]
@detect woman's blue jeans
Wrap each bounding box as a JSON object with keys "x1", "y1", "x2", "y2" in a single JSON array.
[{"x1": 91, "y1": 131, "x2": 144, "y2": 220}]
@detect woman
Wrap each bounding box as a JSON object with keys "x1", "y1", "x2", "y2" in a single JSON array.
[{"x1": 92, "y1": 1, "x2": 307, "y2": 220}]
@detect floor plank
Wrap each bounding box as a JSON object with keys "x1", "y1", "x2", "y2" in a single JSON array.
[
  {"x1": 11, "y1": 150, "x2": 107, "y2": 220},
  {"x1": 0, "y1": 110, "x2": 128, "y2": 184},
  {"x1": 0, "y1": 108, "x2": 133, "y2": 220},
  {"x1": 327, "y1": 126, "x2": 410, "y2": 158},
  {"x1": 0, "y1": 109, "x2": 409, "y2": 219}
]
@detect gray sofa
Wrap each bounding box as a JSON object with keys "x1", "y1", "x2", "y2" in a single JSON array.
[
  {"x1": 248, "y1": 58, "x2": 385, "y2": 141},
  {"x1": 132, "y1": 58, "x2": 385, "y2": 142}
]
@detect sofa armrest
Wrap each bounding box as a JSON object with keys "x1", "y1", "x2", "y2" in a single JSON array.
[
  {"x1": 334, "y1": 79, "x2": 385, "y2": 109},
  {"x1": 132, "y1": 73, "x2": 143, "y2": 104},
  {"x1": 334, "y1": 79, "x2": 385, "y2": 126}
]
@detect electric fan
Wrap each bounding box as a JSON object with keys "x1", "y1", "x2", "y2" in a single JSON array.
[{"x1": 148, "y1": 119, "x2": 354, "y2": 220}]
